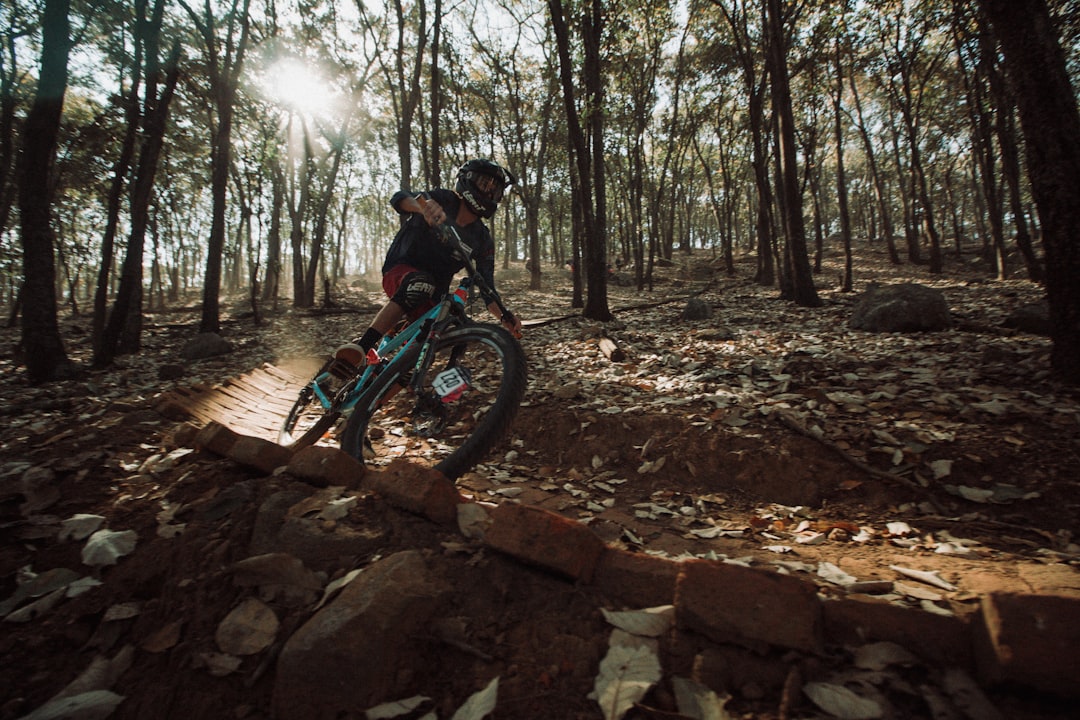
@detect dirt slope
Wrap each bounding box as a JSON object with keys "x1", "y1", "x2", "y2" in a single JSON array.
[{"x1": 1, "y1": 245, "x2": 1077, "y2": 719}]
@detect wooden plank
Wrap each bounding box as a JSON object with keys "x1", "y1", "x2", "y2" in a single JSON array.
[
  {"x1": 216, "y1": 381, "x2": 279, "y2": 409},
  {"x1": 240, "y1": 371, "x2": 296, "y2": 397},
  {"x1": 215, "y1": 387, "x2": 293, "y2": 418}
]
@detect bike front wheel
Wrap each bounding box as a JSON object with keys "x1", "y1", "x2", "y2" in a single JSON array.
[
  {"x1": 340, "y1": 323, "x2": 527, "y2": 480},
  {"x1": 278, "y1": 371, "x2": 344, "y2": 449}
]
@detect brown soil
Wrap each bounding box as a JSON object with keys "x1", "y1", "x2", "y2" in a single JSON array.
[{"x1": 1, "y1": 244, "x2": 1077, "y2": 719}]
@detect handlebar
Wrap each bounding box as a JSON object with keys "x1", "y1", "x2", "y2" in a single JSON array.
[
  {"x1": 416, "y1": 193, "x2": 520, "y2": 338},
  {"x1": 438, "y1": 224, "x2": 513, "y2": 315}
]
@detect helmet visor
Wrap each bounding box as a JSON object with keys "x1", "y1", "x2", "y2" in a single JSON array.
[{"x1": 472, "y1": 172, "x2": 506, "y2": 203}]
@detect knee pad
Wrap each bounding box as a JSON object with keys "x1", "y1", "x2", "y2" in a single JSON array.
[{"x1": 392, "y1": 271, "x2": 437, "y2": 312}]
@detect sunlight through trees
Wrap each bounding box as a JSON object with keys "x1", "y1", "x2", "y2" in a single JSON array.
[{"x1": 2, "y1": 0, "x2": 1079, "y2": 381}]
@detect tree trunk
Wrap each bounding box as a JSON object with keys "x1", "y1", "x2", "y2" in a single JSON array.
[
  {"x1": 100, "y1": 24, "x2": 180, "y2": 363},
  {"x1": 288, "y1": 115, "x2": 313, "y2": 307},
  {"x1": 998, "y1": 104, "x2": 1042, "y2": 281},
  {"x1": 18, "y1": 0, "x2": 75, "y2": 383},
  {"x1": 833, "y1": 39, "x2": 854, "y2": 293},
  {"x1": 181, "y1": 0, "x2": 252, "y2": 334},
  {"x1": 549, "y1": 0, "x2": 610, "y2": 320},
  {"x1": 304, "y1": 135, "x2": 347, "y2": 306},
  {"x1": 384, "y1": 0, "x2": 427, "y2": 187},
  {"x1": 201, "y1": 95, "x2": 232, "y2": 333},
  {"x1": 0, "y1": 16, "x2": 25, "y2": 241},
  {"x1": 261, "y1": 161, "x2": 284, "y2": 308},
  {"x1": 748, "y1": 82, "x2": 775, "y2": 287},
  {"x1": 848, "y1": 70, "x2": 900, "y2": 264},
  {"x1": 766, "y1": 0, "x2": 820, "y2": 308},
  {"x1": 977, "y1": 0, "x2": 1080, "y2": 384},
  {"x1": 92, "y1": 0, "x2": 145, "y2": 367},
  {"x1": 984, "y1": 33, "x2": 1043, "y2": 282},
  {"x1": 964, "y1": 17, "x2": 1009, "y2": 277}
]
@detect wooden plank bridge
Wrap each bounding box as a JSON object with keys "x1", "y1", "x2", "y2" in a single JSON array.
[{"x1": 154, "y1": 361, "x2": 318, "y2": 441}]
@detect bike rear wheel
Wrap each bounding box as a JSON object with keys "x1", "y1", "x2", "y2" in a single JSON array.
[{"x1": 340, "y1": 323, "x2": 527, "y2": 480}]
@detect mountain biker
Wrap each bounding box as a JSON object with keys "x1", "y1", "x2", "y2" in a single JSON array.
[{"x1": 333, "y1": 159, "x2": 523, "y2": 371}]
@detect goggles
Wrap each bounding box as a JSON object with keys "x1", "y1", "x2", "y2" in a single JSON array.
[{"x1": 472, "y1": 172, "x2": 506, "y2": 202}]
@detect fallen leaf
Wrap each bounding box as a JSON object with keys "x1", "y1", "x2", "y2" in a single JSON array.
[
  {"x1": 215, "y1": 597, "x2": 279, "y2": 655},
  {"x1": 593, "y1": 642, "x2": 662, "y2": 720},
  {"x1": 59, "y1": 514, "x2": 106, "y2": 542},
  {"x1": 930, "y1": 459, "x2": 953, "y2": 479},
  {"x1": 366, "y1": 695, "x2": 432, "y2": 719},
  {"x1": 319, "y1": 496, "x2": 357, "y2": 520},
  {"x1": 4, "y1": 588, "x2": 67, "y2": 623},
  {"x1": 818, "y1": 562, "x2": 858, "y2": 586},
  {"x1": 889, "y1": 565, "x2": 957, "y2": 591},
  {"x1": 600, "y1": 605, "x2": 675, "y2": 638},
  {"x1": 885, "y1": 522, "x2": 914, "y2": 537},
  {"x1": 141, "y1": 621, "x2": 184, "y2": 653},
  {"x1": 82, "y1": 529, "x2": 138, "y2": 568},
  {"x1": 942, "y1": 669, "x2": 1004, "y2": 720},
  {"x1": 198, "y1": 651, "x2": 241, "y2": 677},
  {"x1": 0, "y1": 567, "x2": 81, "y2": 617},
  {"x1": 803, "y1": 681, "x2": 883, "y2": 720},
  {"x1": 951, "y1": 485, "x2": 994, "y2": 503},
  {"x1": 672, "y1": 676, "x2": 734, "y2": 720},
  {"x1": 853, "y1": 642, "x2": 919, "y2": 671},
  {"x1": 450, "y1": 676, "x2": 498, "y2": 720},
  {"x1": 313, "y1": 568, "x2": 364, "y2": 611},
  {"x1": 15, "y1": 689, "x2": 124, "y2": 720}
]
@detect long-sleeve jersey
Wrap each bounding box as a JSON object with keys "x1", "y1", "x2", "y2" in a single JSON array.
[{"x1": 382, "y1": 189, "x2": 497, "y2": 297}]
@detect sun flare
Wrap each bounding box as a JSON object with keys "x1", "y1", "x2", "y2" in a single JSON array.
[{"x1": 261, "y1": 59, "x2": 337, "y2": 118}]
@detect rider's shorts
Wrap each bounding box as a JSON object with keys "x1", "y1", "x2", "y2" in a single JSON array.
[{"x1": 384, "y1": 264, "x2": 438, "y2": 317}]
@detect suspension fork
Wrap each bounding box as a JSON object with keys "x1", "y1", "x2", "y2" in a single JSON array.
[{"x1": 406, "y1": 303, "x2": 469, "y2": 395}]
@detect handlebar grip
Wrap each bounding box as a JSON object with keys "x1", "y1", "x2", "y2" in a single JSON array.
[{"x1": 501, "y1": 310, "x2": 522, "y2": 339}]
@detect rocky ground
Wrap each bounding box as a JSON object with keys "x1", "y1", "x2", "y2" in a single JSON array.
[{"x1": 1, "y1": 243, "x2": 1078, "y2": 720}]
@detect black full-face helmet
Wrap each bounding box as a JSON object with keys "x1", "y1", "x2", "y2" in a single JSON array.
[{"x1": 456, "y1": 159, "x2": 517, "y2": 219}]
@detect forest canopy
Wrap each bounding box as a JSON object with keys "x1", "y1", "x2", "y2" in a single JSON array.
[{"x1": 2, "y1": 0, "x2": 1080, "y2": 382}]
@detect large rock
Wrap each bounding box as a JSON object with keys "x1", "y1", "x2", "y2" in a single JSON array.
[
  {"x1": 273, "y1": 551, "x2": 449, "y2": 719},
  {"x1": 849, "y1": 283, "x2": 952, "y2": 332},
  {"x1": 180, "y1": 332, "x2": 233, "y2": 360},
  {"x1": 676, "y1": 559, "x2": 822, "y2": 653},
  {"x1": 975, "y1": 592, "x2": 1080, "y2": 697},
  {"x1": 249, "y1": 489, "x2": 388, "y2": 569},
  {"x1": 681, "y1": 298, "x2": 713, "y2": 321},
  {"x1": 1002, "y1": 301, "x2": 1051, "y2": 336}
]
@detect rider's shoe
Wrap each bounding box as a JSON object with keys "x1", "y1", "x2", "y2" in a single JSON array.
[
  {"x1": 317, "y1": 343, "x2": 364, "y2": 397},
  {"x1": 331, "y1": 343, "x2": 366, "y2": 377}
]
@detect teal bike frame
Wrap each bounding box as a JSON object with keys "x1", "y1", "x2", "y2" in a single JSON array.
[{"x1": 310, "y1": 278, "x2": 475, "y2": 420}]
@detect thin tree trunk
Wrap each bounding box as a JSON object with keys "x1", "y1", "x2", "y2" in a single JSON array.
[
  {"x1": 92, "y1": 0, "x2": 144, "y2": 367},
  {"x1": 304, "y1": 134, "x2": 347, "y2": 306},
  {"x1": 833, "y1": 39, "x2": 854, "y2": 293},
  {"x1": 849, "y1": 73, "x2": 899, "y2": 264},
  {"x1": 101, "y1": 30, "x2": 180, "y2": 362},
  {"x1": 261, "y1": 161, "x2": 284, "y2": 308},
  {"x1": 181, "y1": 0, "x2": 252, "y2": 334}
]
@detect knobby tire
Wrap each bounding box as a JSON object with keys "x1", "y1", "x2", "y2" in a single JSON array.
[
  {"x1": 278, "y1": 388, "x2": 342, "y2": 449},
  {"x1": 340, "y1": 323, "x2": 527, "y2": 480}
]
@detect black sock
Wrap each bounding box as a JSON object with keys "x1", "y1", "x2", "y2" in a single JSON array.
[{"x1": 357, "y1": 327, "x2": 383, "y2": 352}]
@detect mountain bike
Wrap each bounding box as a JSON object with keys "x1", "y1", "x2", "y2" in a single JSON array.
[{"x1": 278, "y1": 223, "x2": 527, "y2": 480}]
